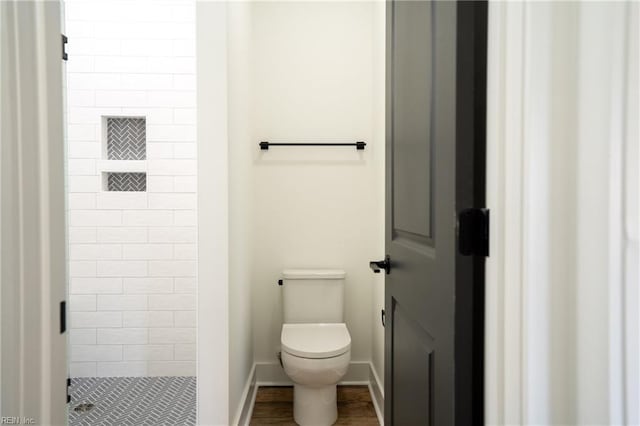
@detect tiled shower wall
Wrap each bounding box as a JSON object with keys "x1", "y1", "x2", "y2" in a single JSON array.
[{"x1": 65, "y1": 0, "x2": 196, "y2": 377}]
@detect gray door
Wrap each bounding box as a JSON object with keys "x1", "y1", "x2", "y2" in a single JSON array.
[{"x1": 382, "y1": 1, "x2": 487, "y2": 424}]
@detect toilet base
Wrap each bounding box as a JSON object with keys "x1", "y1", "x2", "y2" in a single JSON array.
[{"x1": 293, "y1": 383, "x2": 337, "y2": 426}]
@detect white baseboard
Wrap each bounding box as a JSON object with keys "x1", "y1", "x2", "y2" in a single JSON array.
[
  {"x1": 369, "y1": 364, "x2": 384, "y2": 425},
  {"x1": 232, "y1": 364, "x2": 257, "y2": 426},
  {"x1": 234, "y1": 362, "x2": 384, "y2": 425},
  {"x1": 255, "y1": 361, "x2": 371, "y2": 385}
]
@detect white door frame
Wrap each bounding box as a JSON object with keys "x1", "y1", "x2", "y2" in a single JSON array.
[
  {"x1": 485, "y1": 1, "x2": 639, "y2": 424},
  {"x1": 0, "y1": 1, "x2": 67, "y2": 424},
  {"x1": 485, "y1": 2, "x2": 527, "y2": 422}
]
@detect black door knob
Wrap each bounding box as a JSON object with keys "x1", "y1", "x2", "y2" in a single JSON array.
[{"x1": 369, "y1": 255, "x2": 391, "y2": 274}]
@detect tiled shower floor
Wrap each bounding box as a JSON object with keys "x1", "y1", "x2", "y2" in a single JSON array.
[{"x1": 68, "y1": 376, "x2": 196, "y2": 426}]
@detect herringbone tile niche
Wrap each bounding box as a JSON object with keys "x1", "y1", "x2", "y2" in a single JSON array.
[
  {"x1": 107, "y1": 117, "x2": 146, "y2": 160},
  {"x1": 104, "y1": 117, "x2": 147, "y2": 192},
  {"x1": 107, "y1": 172, "x2": 147, "y2": 192}
]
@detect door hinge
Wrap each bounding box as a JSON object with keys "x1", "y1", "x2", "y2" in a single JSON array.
[
  {"x1": 66, "y1": 378, "x2": 71, "y2": 403},
  {"x1": 457, "y1": 208, "x2": 489, "y2": 257},
  {"x1": 61, "y1": 34, "x2": 68, "y2": 61},
  {"x1": 60, "y1": 301, "x2": 66, "y2": 334}
]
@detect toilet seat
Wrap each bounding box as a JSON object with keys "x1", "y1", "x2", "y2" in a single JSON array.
[{"x1": 281, "y1": 323, "x2": 351, "y2": 359}]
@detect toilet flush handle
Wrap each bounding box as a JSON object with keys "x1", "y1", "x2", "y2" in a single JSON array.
[{"x1": 369, "y1": 255, "x2": 391, "y2": 274}]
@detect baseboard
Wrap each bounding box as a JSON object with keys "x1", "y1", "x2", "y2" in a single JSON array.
[
  {"x1": 369, "y1": 364, "x2": 384, "y2": 425},
  {"x1": 235, "y1": 361, "x2": 384, "y2": 425},
  {"x1": 255, "y1": 361, "x2": 371, "y2": 386},
  {"x1": 232, "y1": 364, "x2": 257, "y2": 426}
]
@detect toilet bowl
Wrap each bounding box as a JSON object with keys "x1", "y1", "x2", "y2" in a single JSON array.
[{"x1": 281, "y1": 323, "x2": 351, "y2": 426}]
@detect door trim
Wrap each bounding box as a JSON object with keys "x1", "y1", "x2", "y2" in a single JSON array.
[
  {"x1": 0, "y1": 1, "x2": 67, "y2": 422},
  {"x1": 485, "y1": 1, "x2": 638, "y2": 424},
  {"x1": 485, "y1": 3, "x2": 527, "y2": 423}
]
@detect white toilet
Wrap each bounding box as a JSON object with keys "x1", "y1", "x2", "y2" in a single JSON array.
[{"x1": 280, "y1": 269, "x2": 351, "y2": 426}]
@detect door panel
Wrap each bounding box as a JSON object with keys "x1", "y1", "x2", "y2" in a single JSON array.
[
  {"x1": 392, "y1": 300, "x2": 435, "y2": 426},
  {"x1": 384, "y1": 1, "x2": 487, "y2": 424},
  {"x1": 392, "y1": 1, "x2": 433, "y2": 239}
]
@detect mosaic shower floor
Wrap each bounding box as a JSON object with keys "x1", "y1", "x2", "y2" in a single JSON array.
[{"x1": 68, "y1": 376, "x2": 196, "y2": 426}]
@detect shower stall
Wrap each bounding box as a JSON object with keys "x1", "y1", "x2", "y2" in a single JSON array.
[{"x1": 64, "y1": 1, "x2": 197, "y2": 423}]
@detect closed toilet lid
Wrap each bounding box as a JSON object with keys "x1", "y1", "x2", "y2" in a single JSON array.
[{"x1": 281, "y1": 323, "x2": 351, "y2": 359}]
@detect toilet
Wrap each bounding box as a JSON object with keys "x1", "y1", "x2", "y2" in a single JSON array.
[{"x1": 280, "y1": 269, "x2": 351, "y2": 426}]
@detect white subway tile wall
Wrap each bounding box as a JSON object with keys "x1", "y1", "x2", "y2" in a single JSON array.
[{"x1": 66, "y1": 0, "x2": 196, "y2": 378}]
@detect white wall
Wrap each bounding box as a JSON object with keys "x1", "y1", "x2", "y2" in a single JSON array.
[
  {"x1": 370, "y1": 0, "x2": 386, "y2": 390},
  {"x1": 196, "y1": 2, "x2": 231, "y2": 424},
  {"x1": 196, "y1": 3, "x2": 257, "y2": 423},
  {"x1": 227, "y1": 1, "x2": 255, "y2": 422},
  {"x1": 249, "y1": 1, "x2": 384, "y2": 367},
  {"x1": 623, "y1": 6, "x2": 639, "y2": 421},
  {"x1": 65, "y1": 0, "x2": 197, "y2": 378}
]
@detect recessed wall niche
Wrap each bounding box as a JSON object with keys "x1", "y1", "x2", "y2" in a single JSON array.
[
  {"x1": 106, "y1": 117, "x2": 146, "y2": 160},
  {"x1": 102, "y1": 116, "x2": 147, "y2": 192},
  {"x1": 106, "y1": 172, "x2": 147, "y2": 192}
]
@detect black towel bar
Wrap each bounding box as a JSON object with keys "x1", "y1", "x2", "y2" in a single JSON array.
[{"x1": 259, "y1": 141, "x2": 366, "y2": 150}]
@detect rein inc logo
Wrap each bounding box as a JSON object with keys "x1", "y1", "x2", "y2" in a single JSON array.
[{"x1": 1, "y1": 418, "x2": 35, "y2": 425}]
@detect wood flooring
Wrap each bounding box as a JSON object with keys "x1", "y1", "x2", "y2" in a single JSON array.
[{"x1": 249, "y1": 385, "x2": 380, "y2": 426}]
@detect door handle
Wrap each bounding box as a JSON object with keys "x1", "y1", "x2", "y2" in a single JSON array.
[{"x1": 369, "y1": 255, "x2": 391, "y2": 274}]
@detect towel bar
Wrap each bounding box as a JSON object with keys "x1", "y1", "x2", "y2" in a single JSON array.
[{"x1": 259, "y1": 141, "x2": 366, "y2": 150}]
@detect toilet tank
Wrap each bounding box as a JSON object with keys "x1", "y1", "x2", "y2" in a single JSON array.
[{"x1": 282, "y1": 269, "x2": 346, "y2": 324}]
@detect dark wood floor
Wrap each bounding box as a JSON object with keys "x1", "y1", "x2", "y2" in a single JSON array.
[{"x1": 250, "y1": 385, "x2": 380, "y2": 426}]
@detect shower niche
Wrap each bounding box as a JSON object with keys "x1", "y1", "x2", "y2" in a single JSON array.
[{"x1": 100, "y1": 116, "x2": 147, "y2": 192}]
